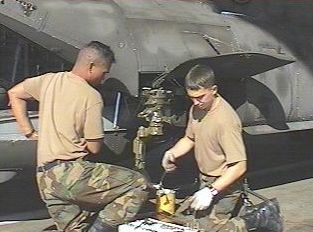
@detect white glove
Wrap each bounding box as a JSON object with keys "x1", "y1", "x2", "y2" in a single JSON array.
[
  {"x1": 190, "y1": 187, "x2": 213, "y2": 211},
  {"x1": 162, "y1": 151, "x2": 177, "y2": 172}
]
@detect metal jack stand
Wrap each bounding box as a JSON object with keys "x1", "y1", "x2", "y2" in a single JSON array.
[
  {"x1": 242, "y1": 178, "x2": 270, "y2": 205},
  {"x1": 133, "y1": 87, "x2": 176, "y2": 171}
]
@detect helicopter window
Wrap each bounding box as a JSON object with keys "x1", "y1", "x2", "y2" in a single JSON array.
[
  {"x1": 0, "y1": 25, "x2": 72, "y2": 88},
  {"x1": 0, "y1": 24, "x2": 72, "y2": 110}
]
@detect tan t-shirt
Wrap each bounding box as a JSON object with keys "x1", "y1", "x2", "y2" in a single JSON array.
[
  {"x1": 185, "y1": 96, "x2": 246, "y2": 176},
  {"x1": 24, "y1": 72, "x2": 104, "y2": 166}
]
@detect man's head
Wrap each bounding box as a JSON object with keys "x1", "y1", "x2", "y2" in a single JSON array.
[
  {"x1": 185, "y1": 64, "x2": 218, "y2": 110},
  {"x1": 73, "y1": 41, "x2": 115, "y2": 86}
]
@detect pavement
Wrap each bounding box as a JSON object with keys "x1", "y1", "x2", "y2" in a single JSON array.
[{"x1": 0, "y1": 177, "x2": 312, "y2": 232}]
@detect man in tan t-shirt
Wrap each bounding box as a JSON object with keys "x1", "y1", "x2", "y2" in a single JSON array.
[
  {"x1": 162, "y1": 65, "x2": 282, "y2": 232},
  {"x1": 8, "y1": 41, "x2": 148, "y2": 232}
]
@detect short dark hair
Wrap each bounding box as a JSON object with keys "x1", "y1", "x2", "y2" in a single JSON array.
[
  {"x1": 83, "y1": 41, "x2": 116, "y2": 64},
  {"x1": 185, "y1": 64, "x2": 216, "y2": 90}
]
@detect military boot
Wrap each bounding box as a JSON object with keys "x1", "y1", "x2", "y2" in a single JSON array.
[
  {"x1": 88, "y1": 219, "x2": 117, "y2": 232},
  {"x1": 240, "y1": 199, "x2": 283, "y2": 232}
]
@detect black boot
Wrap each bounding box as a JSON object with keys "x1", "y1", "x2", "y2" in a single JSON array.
[
  {"x1": 88, "y1": 219, "x2": 117, "y2": 232},
  {"x1": 241, "y1": 199, "x2": 283, "y2": 232}
]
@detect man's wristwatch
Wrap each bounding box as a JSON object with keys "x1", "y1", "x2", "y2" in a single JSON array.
[
  {"x1": 208, "y1": 184, "x2": 219, "y2": 196},
  {"x1": 25, "y1": 128, "x2": 36, "y2": 138}
]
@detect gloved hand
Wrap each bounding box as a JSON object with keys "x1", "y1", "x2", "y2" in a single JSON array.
[
  {"x1": 162, "y1": 151, "x2": 177, "y2": 172},
  {"x1": 190, "y1": 187, "x2": 213, "y2": 211}
]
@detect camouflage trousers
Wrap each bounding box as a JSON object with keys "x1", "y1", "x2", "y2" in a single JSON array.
[
  {"x1": 36, "y1": 160, "x2": 148, "y2": 232},
  {"x1": 174, "y1": 175, "x2": 247, "y2": 232}
]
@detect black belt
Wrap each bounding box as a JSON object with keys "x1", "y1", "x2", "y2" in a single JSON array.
[
  {"x1": 200, "y1": 172, "x2": 219, "y2": 178},
  {"x1": 37, "y1": 159, "x2": 77, "y2": 172}
]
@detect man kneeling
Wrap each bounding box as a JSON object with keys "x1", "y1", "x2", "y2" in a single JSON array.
[{"x1": 9, "y1": 41, "x2": 148, "y2": 232}]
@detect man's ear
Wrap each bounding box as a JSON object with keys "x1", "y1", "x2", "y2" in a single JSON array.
[
  {"x1": 89, "y1": 62, "x2": 95, "y2": 72},
  {"x1": 212, "y1": 85, "x2": 218, "y2": 95}
]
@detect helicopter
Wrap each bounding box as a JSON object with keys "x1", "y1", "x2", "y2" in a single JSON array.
[{"x1": 1, "y1": 0, "x2": 312, "y2": 190}]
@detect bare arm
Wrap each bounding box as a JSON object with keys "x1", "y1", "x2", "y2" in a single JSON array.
[
  {"x1": 8, "y1": 82, "x2": 37, "y2": 137},
  {"x1": 86, "y1": 138, "x2": 103, "y2": 155},
  {"x1": 162, "y1": 136, "x2": 194, "y2": 172},
  {"x1": 211, "y1": 160, "x2": 247, "y2": 192},
  {"x1": 168, "y1": 136, "x2": 195, "y2": 158}
]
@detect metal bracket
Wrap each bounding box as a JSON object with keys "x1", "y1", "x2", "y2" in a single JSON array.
[
  {"x1": 15, "y1": 0, "x2": 37, "y2": 16},
  {"x1": 0, "y1": 0, "x2": 37, "y2": 16}
]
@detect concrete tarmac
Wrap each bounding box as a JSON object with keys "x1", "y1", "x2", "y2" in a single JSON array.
[{"x1": 0, "y1": 177, "x2": 312, "y2": 232}]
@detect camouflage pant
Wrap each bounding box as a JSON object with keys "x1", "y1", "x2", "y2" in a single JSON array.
[
  {"x1": 174, "y1": 175, "x2": 247, "y2": 232},
  {"x1": 36, "y1": 160, "x2": 148, "y2": 232}
]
